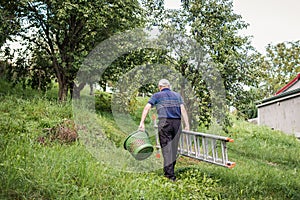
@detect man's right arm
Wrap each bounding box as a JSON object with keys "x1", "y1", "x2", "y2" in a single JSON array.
[{"x1": 139, "y1": 103, "x2": 152, "y2": 131}]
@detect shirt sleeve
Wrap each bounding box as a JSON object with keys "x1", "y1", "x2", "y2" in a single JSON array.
[
  {"x1": 176, "y1": 92, "x2": 184, "y2": 105},
  {"x1": 148, "y1": 94, "x2": 157, "y2": 107}
]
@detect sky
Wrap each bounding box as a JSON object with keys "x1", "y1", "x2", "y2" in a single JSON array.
[{"x1": 165, "y1": 0, "x2": 300, "y2": 54}]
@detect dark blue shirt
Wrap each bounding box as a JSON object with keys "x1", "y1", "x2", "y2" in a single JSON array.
[{"x1": 148, "y1": 88, "x2": 183, "y2": 119}]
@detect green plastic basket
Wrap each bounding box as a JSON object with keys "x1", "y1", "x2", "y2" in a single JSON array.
[{"x1": 124, "y1": 130, "x2": 154, "y2": 160}]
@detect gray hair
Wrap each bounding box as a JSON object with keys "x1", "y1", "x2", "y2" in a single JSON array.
[{"x1": 158, "y1": 79, "x2": 170, "y2": 87}]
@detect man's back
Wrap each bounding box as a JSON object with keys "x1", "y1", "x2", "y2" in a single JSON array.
[{"x1": 148, "y1": 88, "x2": 183, "y2": 119}]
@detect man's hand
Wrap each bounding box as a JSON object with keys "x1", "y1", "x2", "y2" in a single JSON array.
[
  {"x1": 139, "y1": 122, "x2": 145, "y2": 131},
  {"x1": 139, "y1": 103, "x2": 151, "y2": 132},
  {"x1": 184, "y1": 126, "x2": 190, "y2": 131}
]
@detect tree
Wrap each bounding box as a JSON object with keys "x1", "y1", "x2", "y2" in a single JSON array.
[
  {"x1": 2, "y1": 0, "x2": 144, "y2": 101},
  {"x1": 183, "y1": 0, "x2": 259, "y2": 103},
  {"x1": 260, "y1": 41, "x2": 300, "y2": 97},
  {"x1": 141, "y1": 0, "x2": 259, "y2": 131}
]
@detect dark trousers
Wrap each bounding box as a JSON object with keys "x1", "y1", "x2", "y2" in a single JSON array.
[{"x1": 158, "y1": 118, "x2": 182, "y2": 180}]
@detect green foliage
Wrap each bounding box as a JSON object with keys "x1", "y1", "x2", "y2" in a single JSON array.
[
  {"x1": 94, "y1": 91, "x2": 112, "y2": 113},
  {"x1": 2, "y1": 0, "x2": 265, "y2": 131},
  {"x1": 229, "y1": 119, "x2": 300, "y2": 169},
  {"x1": 129, "y1": 96, "x2": 151, "y2": 123},
  {"x1": 233, "y1": 87, "x2": 260, "y2": 119},
  {"x1": 259, "y1": 41, "x2": 300, "y2": 97},
  {"x1": 0, "y1": 4, "x2": 20, "y2": 46},
  {"x1": 4, "y1": 51, "x2": 54, "y2": 93},
  {"x1": 101, "y1": 48, "x2": 168, "y2": 91},
  {"x1": 94, "y1": 90, "x2": 141, "y2": 118},
  {"x1": 140, "y1": 0, "x2": 259, "y2": 131},
  {"x1": 1, "y1": 0, "x2": 144, "y2": 101},
  {"x1": 96, "y1": 112, "x2": 127, "y2": 147},
  {"x1": 184, "y1": 0, "x2": 259, "y2": 124}
]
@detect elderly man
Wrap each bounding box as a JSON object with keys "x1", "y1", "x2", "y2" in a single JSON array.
[{"x1": 139, "y1": 79, "x2": 189, "y2": 181}]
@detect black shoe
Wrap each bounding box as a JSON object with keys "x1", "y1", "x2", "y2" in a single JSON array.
[{"x1": 165, "y1": 175, "x2": 176, "y2": 182}]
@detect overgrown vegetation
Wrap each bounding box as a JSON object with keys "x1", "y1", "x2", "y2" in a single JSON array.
[{"x1": 1, "y1": 81, "x2": 300, "y2": 199}]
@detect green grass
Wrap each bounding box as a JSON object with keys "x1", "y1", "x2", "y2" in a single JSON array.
[
  {"x1": 1, "y1": 80, "x2": 300, "y2": 199},
  {"x1": 195, "y1": 119, "x2": 300, "y2": 199}
]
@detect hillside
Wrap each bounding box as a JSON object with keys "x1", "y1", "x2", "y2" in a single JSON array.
[{"x1": 0, "y1": 81, "x2": 300, "y2": 199}]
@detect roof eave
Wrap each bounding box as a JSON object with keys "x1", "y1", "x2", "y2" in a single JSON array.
[
  {"x1": 257, "y1": 88, "x2": 300, "y2": 108},
  {"x1": 275, "y1": 73, "x2": 300, "y2": 95}
]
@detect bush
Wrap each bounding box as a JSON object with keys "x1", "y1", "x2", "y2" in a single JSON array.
[{"x1": 95, "y1": 91, "x2": 112, "y2": 112}]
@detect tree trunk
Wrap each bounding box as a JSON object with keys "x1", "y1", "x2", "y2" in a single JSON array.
[
  {"x1": 89, "y1": 83, "x2": 94, "y2": 95},
  {"x1": 56, "y1": 71, "x2": 68, "y2": 101},
  {"x1": 52, "y1": 57, "x2": 69, "y2": 102},
  {"x1": 69, "y1": 81, "x2": 74, "y2": 99},
  {"x1": 72, "y1": 82, "x2": 86, "y2": 99},
  {"x1": 58, "y1": 77, "x2": 68, "y2": 102}
]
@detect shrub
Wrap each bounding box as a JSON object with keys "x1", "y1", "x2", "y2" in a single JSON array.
[{"x1": 95, "y1": 91, "x2": 112, "y2": 112}]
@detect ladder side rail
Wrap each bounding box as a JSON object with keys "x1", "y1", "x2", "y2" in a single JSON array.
[
  {"x1": 182, "y1": 154, "x2": 231, "y2": 168},
  {"x1": 182, "y1": 130, "x2": 232, "y2": 142}
]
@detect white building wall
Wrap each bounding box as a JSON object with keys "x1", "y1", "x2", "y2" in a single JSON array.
[{"x1": 258, "y1": 96, "x2": 300, "y2": 137}]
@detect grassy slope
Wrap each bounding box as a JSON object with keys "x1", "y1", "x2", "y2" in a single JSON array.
[
  {"x1": 195, "y1": 119, "x2": 300, "y2": 199},
  {"x1": 0, "y1": 81, "x2": 300, "y2": 199}
]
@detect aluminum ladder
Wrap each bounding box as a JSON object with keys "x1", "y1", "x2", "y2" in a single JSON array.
[{"x1": 152, "y1": 115, "x2": 236, "y2": 168}]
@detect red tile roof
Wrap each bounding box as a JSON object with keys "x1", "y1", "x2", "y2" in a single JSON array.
[{"x1": 275, "y1": 73, "x2": 300, "y2": 95}]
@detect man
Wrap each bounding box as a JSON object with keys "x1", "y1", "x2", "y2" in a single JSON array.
[{"x1": 139, "y1": 79, "x2": 189, "y2": 181}]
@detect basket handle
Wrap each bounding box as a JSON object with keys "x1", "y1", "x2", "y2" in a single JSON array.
[{"x1": 136, "y1": 128, "x2": 150, "y2": 137}]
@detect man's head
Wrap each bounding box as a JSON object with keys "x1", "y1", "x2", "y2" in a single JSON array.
[{"x1": 158, "y1": 79, "x2": 170, "y2": 90}]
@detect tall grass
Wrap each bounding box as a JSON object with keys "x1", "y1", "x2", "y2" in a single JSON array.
[
  {"x1": 194, "y1": 119, "x2": 300, "y2": 199},
  {"x1": 1, "y1": 80, "x2": 300, "y2": 199},
  {"x1": 0, "y1": 82, "x2": 220, "y2": 199}
]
